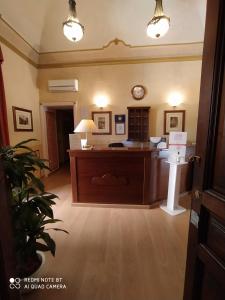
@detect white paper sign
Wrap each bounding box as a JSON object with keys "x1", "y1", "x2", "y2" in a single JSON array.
[
  {"x1": 168, "y1": 132, "x2": 187, "y2": 163},
  {"x1": 169, "y1": 132, "x2": 187, "y2": 145}
]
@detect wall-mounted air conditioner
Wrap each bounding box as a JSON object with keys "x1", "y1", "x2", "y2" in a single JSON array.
[{"x1": 48, "y1": 79, "x2": 78, "y2": 92}]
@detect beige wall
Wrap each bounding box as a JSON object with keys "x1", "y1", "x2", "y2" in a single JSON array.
[
  {"x1": 39, "y1": 60, "x2": 202, "y2": 144},
  {"x1": 1, "y1": 40, "x2": 202, "y2": 148},
  {"x1": 1, "y1": 43, "x2": 41, "y2": 147}
]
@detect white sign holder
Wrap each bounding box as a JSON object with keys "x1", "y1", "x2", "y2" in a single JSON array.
[
  {"x1": 160, "y1": 161, "x2": 187, "y2": 216},
  {"x1": 160, "y1": 131, "x2": 188, "y2": 216}
]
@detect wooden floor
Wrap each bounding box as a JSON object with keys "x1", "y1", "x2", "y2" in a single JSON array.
[{"x1": 23, "y1": 165, "x2": 190, "y2": 300}]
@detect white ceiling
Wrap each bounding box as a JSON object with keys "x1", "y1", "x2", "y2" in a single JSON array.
[{"x1": 0, "y1": 0, "x2": 207, "y2": 53}]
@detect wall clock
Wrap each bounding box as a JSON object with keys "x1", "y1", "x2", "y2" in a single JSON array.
[{"x1": 131, "y1": 85, "x2": 146, "y2": 100}]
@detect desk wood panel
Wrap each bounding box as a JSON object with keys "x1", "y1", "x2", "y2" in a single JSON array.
[
  {"x1": 77, "y1": 157, "x2": 144, "y2": 204},
  {"x1": 70, "y1": 149, "x2": 152, "y2": 205},
  {"x1": 69, "y1": 147, "x2": 194, "y2": 206}
]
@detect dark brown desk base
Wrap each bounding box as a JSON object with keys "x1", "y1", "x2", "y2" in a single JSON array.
[{"x1": 69, "y1": 147, "x2": 194, "y2": 206}]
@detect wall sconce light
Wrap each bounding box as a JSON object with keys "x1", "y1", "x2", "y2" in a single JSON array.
[
  {"x1": 94, "y1": 94, "x2": 109, "y2": 109},
  {"x1": 167, "y1": 92, "x2": 183, "y2": 108}
]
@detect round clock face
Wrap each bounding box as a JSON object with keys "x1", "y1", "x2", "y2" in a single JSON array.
[{"x1": 131, "y1": 85, "x2": 146, "y2": 100}]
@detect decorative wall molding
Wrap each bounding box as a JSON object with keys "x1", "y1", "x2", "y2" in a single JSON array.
[
  {"x1": 0, "y1": 35, "x2": 38, "y2": 68},
  {"x1": 0, "y1": 16, "x2": 39, "y2": 53},
  {"x1": 38, "y1": 55, "x2": 202, "y2": 69},
  {"x1": 0, "y1": 16, "x2": 39, "y2": 66},
  {"x1": 0, "y1": 15, "x2": 203, "y2": 69},
  {"x1": 39, "y1": 38, "x2": 203, "y2": 68},
  {"x1": 40, "y1": 38, "x2": 203, "y2": 54}
]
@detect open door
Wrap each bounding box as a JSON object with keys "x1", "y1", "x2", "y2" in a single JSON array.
[
  {"x1": 46, "y1": 110, "x2": 59, "y2": 172},
  {"x1": 183, "y1": 0, "x2": 225, "y2": 299}
]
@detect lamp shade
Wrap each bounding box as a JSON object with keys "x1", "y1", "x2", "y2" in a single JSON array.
[
  {"x1": 147, "y1": 16, "x2": 170, "y2": 39},
  {"x1": 63, "y1": 0, "x2": 84, "y2": 43},
  {"x1": 146, "y1": 0, "x2": 170, "y2": 39},
  {"x1": 63, "y1": 17, "x2": 84, "y2": 42},
  {"x1": 74, "y1": 119, "x2": 97, "y2": 133}
]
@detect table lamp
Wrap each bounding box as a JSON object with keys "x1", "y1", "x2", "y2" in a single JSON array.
[{"x1": 74, "y1": 119, "x2": 97, "y2": 149}]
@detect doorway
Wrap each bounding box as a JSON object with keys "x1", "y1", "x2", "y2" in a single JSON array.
[
  {"x1": 56, "y1": 109, "x2": 74, "y2": 167},
  {"x1": 40, "y1": 102, "x2": 77, "y2": 173}
]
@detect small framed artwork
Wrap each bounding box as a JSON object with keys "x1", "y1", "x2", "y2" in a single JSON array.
[
  {"x1": 164, "y1": 110, "x2": 185, "y2": 135},
  {"x1": 115, "y1": 114, "x2": 126, "y2": 135},
  {"x1": 12, "y1": 106, "x2": 33, "y2": 132},
  {"x1": 92, "y1": 111, "x2": 112, "y2": 135}
]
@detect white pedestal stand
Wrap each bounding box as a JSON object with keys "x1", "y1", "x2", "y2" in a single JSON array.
[{"x1": 160, "y1": 161, "x2": 187, "y2": 216}]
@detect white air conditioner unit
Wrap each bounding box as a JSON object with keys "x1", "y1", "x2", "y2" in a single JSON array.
[{"x1": 48, "y1": 79, "x2": 78, "y2": 92}]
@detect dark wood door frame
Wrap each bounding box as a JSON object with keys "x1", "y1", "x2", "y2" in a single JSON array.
[{"x1": 184, "y1": 0, "x2": 225, "y2": 299}]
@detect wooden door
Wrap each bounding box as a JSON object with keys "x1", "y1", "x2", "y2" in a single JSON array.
[
  {"x1": 46, "y1": 110, "x2": 59, "y2": 171},
  {"x1": 0, "y1": 162, "x2": 20, "y2": 300},
  {"x1": 183, "y1": 0, "x2": 225, "y2": 299}
]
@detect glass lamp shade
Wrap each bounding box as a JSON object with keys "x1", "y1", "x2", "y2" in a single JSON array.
[
  {"x1": 74, "y1": 119, "x2": 97, "y2": 133},
  {"x1": 63, "y1": 17, "x2": 84, "y2": 42},
  {"x1": 147, "y1": 16, "x2": 170, "y2": 39}
]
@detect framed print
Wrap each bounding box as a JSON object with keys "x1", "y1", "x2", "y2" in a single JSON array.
[
  {"x1": 92, "y1": 111, "x2": 112, "y2": 135},
  {"x1": 115, "y1": 114, "x2": 126, "y2": 135},
  {"x1": 12, "y1": 106, "x2": 33, "y2": 132},
  {"x1": 164, "y1": 110, "x2": 185, "y2": 135}
]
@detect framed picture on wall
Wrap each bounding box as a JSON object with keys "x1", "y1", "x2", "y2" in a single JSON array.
[
  {"x1": 12, "y1": 106, "x2": 33, "y2": 131},
  {"x1": 164, "y1": 110, "x2": 185, "y2": 135},
  {"x1": 115, "y1": 114, "x2": 126, "y2": 135},
  {"x1": 92, "y1": 111, "x2": 112, "y2": 135}
]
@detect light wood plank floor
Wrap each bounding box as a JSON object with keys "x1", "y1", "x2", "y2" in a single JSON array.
[{"x1": 23, "y1": 165, "x2": 190, "y2": 300}]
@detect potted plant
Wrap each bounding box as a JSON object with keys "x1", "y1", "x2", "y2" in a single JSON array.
[{"x1": 0, "y1": 139, "x2": 68, "y2": 278}]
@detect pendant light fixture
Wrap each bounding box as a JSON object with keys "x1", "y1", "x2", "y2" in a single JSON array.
[
  {"x1": 63, "y1": 0, "x2": 84, "y2": 42},
  {"x1": 146, "y1": 0, "x2": 170, "y2": 39}
]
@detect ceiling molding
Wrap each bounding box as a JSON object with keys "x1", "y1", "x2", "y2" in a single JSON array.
[
  {"x1": 0, "y1": 36, "x2": 38, "y2": 68},
  {"x1": 0, "y1": 16, "x2": 39, "y2": 66},
  {"x1": 39, "y1": 39, "x2": 203, "y2": 67},
  {"x1": 38, "y1": 55, "x2": 202, "y2": 69},
  {"x1": 40, "y1": 38, "x2": 203, "y2": 55},
  {"x1": 0, "y1": 16, "x2": 39, "y2": 54}
]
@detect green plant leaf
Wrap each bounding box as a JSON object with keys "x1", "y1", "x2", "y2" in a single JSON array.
[
  {"x1": 42, "y1": 219, "x2": 62, "y2": 225},
  {"x1": 35, "y1": 200, "x2": 54, "y2": 219},
  {"x1": 40, "y1": 232, "x2": 56, "y2": 256},
  {"x1": 28, "y1": 172, "x2": 45, "y2": 192},
  {"x1": 1, "y1": 139, "x2": 69, "y2": 271},
  {"x1": 35, "y1": 242, "x2": 51, "y2": 252},
  {"x1": 46, "y1": 228, "x2": 69, "y2": 234},
  {"x1": 14, "y1": 139, "x2": 37, "y2": 148}
]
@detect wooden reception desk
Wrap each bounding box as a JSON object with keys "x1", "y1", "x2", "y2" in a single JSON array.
[{"x1": 69, "y1": 147, "x2": 194, "y2": 206}]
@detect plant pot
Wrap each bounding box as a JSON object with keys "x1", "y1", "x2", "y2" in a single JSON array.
[{"x1": 20, "y1": 251, "x2": 45, "y2": 295}]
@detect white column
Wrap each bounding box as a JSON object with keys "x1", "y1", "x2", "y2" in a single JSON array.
[{"x1": 160, "y1": 162, "x2": 187, "y2": 216}]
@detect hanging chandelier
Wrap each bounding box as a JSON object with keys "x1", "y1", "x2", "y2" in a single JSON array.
[
  {"x1": 146, "y1": 0, "x2": 170, "y2": 39},
  {"x1": 63, "y1": 0, "x2": 84, "y2": 42}
]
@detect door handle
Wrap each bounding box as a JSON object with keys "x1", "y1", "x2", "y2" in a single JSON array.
[
  {"x1": 188, "y1": 155, "x2": 201, "y2": 163},
  {"x1": 193, "y1": 189, "x2": 201, "y2": 200}
]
